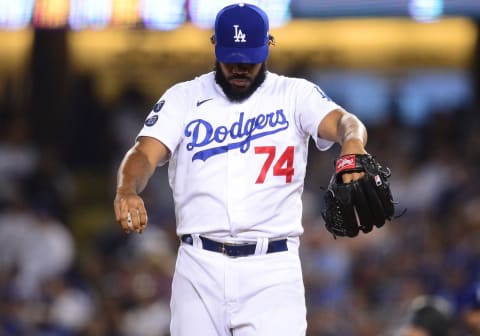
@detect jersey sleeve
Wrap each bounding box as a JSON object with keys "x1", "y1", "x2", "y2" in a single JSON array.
[
  {"x1": 296, "y1": 80, "x2": 341, "y2": 151},
  {"x1": 136, "y1": 83, "x2": 190, "y2": 165}
]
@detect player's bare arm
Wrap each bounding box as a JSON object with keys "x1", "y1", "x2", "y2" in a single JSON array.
[
  {"x1": 318, "y1": 108, "x2": 368, "y2": 183},
  {"x1": 114, "y1": 136, "x2": 169, "y2": 233}
]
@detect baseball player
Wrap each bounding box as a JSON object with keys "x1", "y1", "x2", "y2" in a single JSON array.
[
  {"x1": 394, "y1": 295, "x2": 454, "y2": 336},
  {"x1": 114, "y1": 3, "x2": 368, "y2": 335}
]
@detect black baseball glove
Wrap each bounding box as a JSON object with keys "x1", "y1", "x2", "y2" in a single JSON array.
[{"x1": 322, "y1": 154, "x2": 396, "y2": 238}]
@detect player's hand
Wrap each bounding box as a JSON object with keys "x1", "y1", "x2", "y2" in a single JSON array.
[
  {"x1": 114, "y1": 188, "x2": 148, "y2": 234},
  {"x1": 341, "y1": 171, "x2": 365, "y2": 184}
]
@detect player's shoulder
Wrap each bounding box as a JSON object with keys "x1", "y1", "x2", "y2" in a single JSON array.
[
  {"x1": 265, "y1": 71, "x2": 317, "y2": 92},
  {"x1": 167, "y1": 72, "x2": 211, "y2": 90},
  {"x1": 166, "y1": 72, "x2": 214, "y2": 95}
]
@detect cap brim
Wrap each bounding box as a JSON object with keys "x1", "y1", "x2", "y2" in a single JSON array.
[{"x1": 215, "y1": 45, "x2": 268, "y2": 64}]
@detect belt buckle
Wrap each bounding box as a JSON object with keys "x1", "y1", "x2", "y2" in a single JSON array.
[
  {"x1": 221, "y1": 242, "x2": 238, "y2": 255},
  {"x1": 221, "y1": 241, "x2": 243, "y2": 256}
]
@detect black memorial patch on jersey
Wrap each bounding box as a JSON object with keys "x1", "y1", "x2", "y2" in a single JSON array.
[
  {"x1": 153, "y1": 100, "x2": 165, "y2": 113},
  {"x1": 145, "y1": 115, "x2": 158, "y2": 127}
]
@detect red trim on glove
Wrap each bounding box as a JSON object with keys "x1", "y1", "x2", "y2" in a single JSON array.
[{"x1": 335, "y1": 154, "x2": 357, "y2": 174}]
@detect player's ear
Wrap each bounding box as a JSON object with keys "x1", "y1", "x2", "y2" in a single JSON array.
[
  {"x1": 268, "y1": 34, "x2": 275, "y2": 46},
  {"x1": 210, "y1": 35, "x2": 216, "y2": 45}
]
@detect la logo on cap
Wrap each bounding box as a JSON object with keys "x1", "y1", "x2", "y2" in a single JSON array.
[
  {"x1": 214, "y1": 2, "x2": 270, "y2": 63},
  {"x1": 233, "y1": 25, "x2": 246, "y2": 43}
]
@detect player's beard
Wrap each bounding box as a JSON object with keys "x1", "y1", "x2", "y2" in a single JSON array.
[{"x1": 214, "y1": 61, "x2": 267, "y2": 103}]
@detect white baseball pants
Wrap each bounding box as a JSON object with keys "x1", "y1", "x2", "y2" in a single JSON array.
[{"x1": 170, "y1": 239, "x2": 307, "y2": 335}]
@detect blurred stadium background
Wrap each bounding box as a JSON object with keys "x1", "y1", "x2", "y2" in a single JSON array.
[{"x1": 1, "y1": 1, "x2": 480, "y2": 335}]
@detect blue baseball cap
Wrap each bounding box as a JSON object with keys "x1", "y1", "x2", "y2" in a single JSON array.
[{"x1": 214, "y1": 3, "x2": 270, "y2": 64}]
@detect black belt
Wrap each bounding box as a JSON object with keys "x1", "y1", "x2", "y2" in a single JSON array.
[{"x1": 181, "y1": 234, "x2": 288, "y2": 257}]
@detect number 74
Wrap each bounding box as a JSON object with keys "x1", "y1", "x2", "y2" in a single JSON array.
[{"x1": 254, "y1": 146, "x2": 294, "y2": 184}]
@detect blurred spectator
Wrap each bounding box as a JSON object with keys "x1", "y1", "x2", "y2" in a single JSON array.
[
  {"x1": 63, "y1": 75, "x2": 112, "y2": 170},
  {"x1": 110, "y1": 85, "x2": 149, "y2": 158},
  {"x1": 120, "y1": 261, "x2": 171, "y2": 336},
  {"x1": 394, "y1": 295, "x2": 455, "y2": 336},
  {"x1": 22, "y1": 146, "x2": 76, "y2": 222},
  {"x1": 301, "y1": 220, "x2": 352, "y2": 309},
  {"x1": 0, "y1": 117, "x2": 38, "y2": 208},
  {"x1": 120, "y1": 225, "x2": 175, "y2": 336},
  {"x1": 459, "y1": 282, "x2": 480, "y2": 335},
  {"x1": 0, "y1": 202, "x2": 75, "y2": 299},
  {"x1": 28, "y1": 276, "x2": 95, "y2": 335}
]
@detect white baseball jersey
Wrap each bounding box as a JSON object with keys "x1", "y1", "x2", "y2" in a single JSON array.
[{"x1": 137, "y1": 71, "x2": 340, "y2": 241}]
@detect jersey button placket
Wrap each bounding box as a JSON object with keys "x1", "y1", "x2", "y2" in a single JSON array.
[{"x1": 227, "y1": 108, "x2": 244, "y2": 236}]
